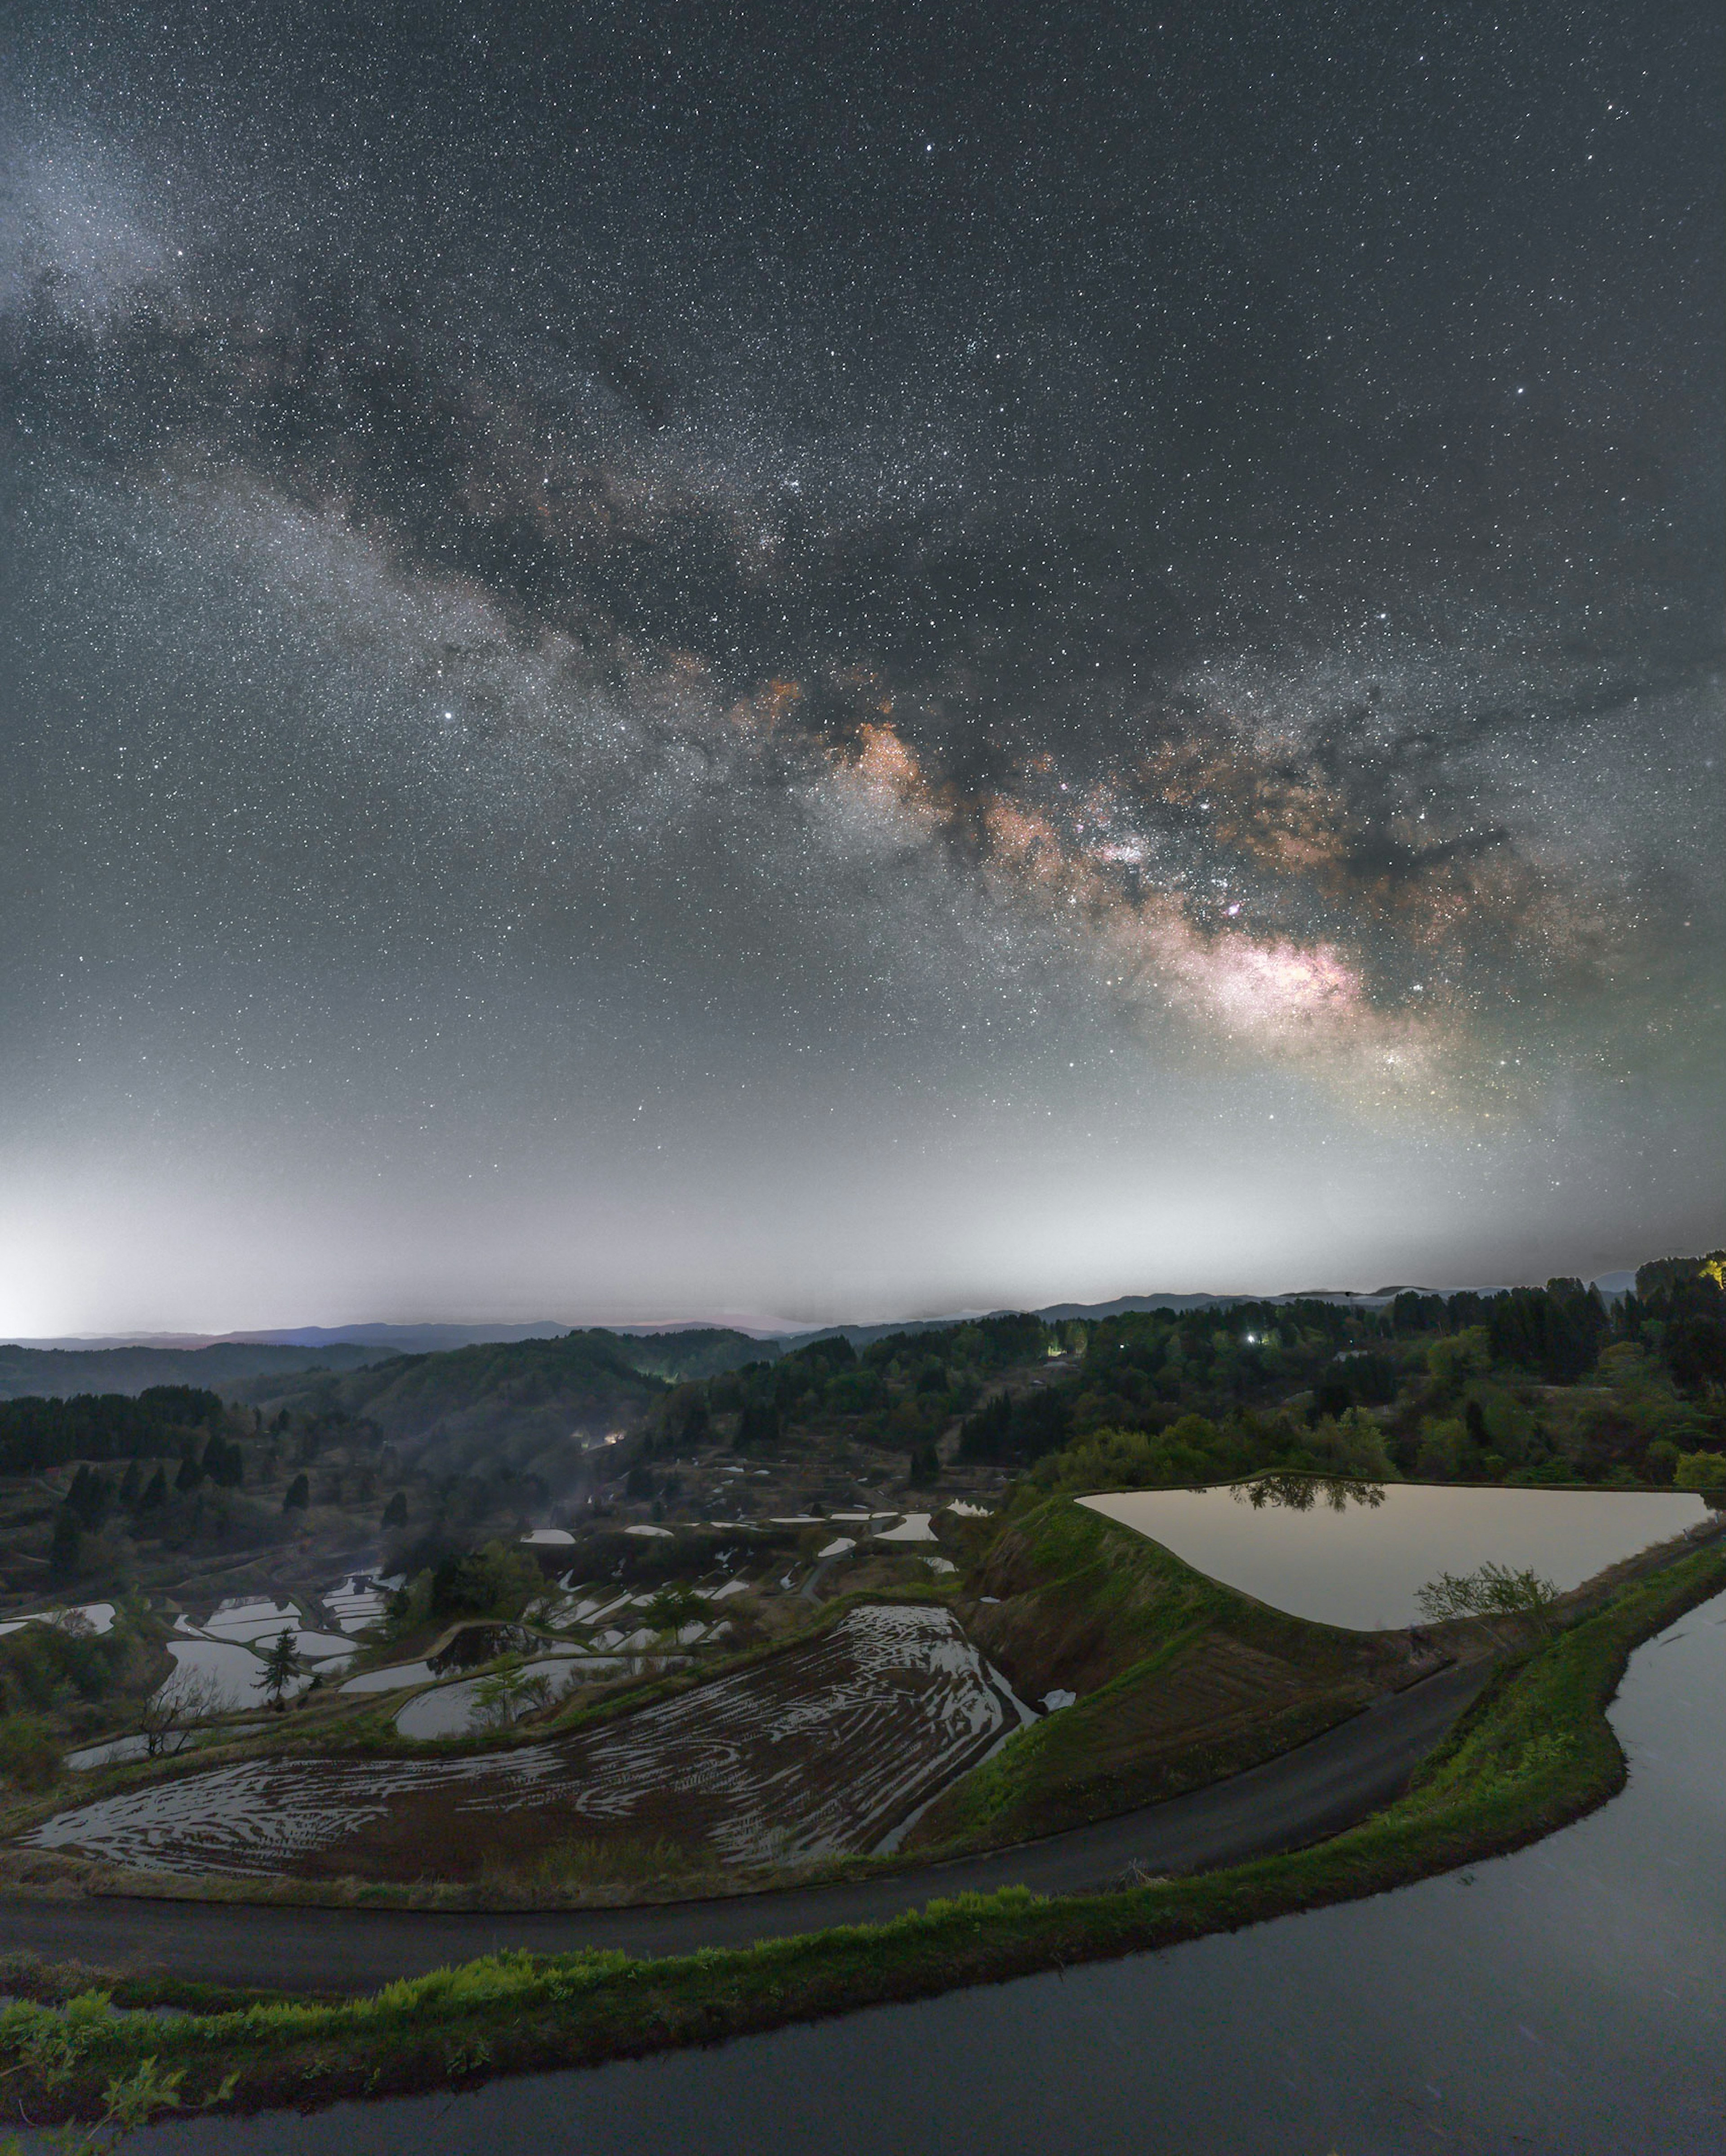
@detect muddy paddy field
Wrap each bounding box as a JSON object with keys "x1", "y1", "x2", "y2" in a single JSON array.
[{"x1": 22, "y1": 1604, "x2": 1032, "y2": 1885}]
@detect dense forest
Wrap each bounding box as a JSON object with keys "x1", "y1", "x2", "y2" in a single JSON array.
[
  {"x1": 0, "y1": 1387, "x2": 224, "y2": 1475},
  {"x1": 642, "y1": 1258, "x2": 1726, "y2": 1496}
]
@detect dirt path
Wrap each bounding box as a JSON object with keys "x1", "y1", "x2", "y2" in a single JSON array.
[{"x1": 0, "y1": 1660, "x2": 1490, "y2": 1992}]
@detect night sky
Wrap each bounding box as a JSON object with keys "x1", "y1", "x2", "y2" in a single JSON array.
[{"x1": 1, "y1": 1, "x2": 1720, "y2": 1333}]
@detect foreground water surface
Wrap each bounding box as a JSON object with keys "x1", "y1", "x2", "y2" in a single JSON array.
[{"x1": 85, "y1": 1594, "x2": 1726, "y2": 2155}]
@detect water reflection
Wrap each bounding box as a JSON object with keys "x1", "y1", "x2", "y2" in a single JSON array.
[
  {"x1": 1235, "y1": 1472, "x2": 1387, "y2": 1513},
  {"x1": 95, "y1": 1595, "x2": 1726, "y2": 2155},
  {"x1": 1079, "y1": 1482, "x2": 1708, "y2": 1630}
]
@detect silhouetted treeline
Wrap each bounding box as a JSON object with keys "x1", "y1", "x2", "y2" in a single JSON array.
[{"x1": 0, "y1": 1386, "x2": 223, "y2": 1474}]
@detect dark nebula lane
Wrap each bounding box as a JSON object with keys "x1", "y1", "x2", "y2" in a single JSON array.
[{"x1": 0, "y1": 0, "x2": 1719, "y2": 1330}]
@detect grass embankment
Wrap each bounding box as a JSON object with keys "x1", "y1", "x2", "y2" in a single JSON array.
[
  {"x1": 6, "y1": 1539, "x2": 1719, "y2": 2130},
  {"x1": 911, "y1": 1497, "x2": 1411, "y2": 1848}
]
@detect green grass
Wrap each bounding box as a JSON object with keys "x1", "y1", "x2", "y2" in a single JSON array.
[
  {"x1": 914, "y1": 1497, "x2": 1401, "y2": 1844},
  {"x1": 970, "y1": 1493, "x2": 1403, "y2": 1672},
  {"x1": 4, "y1": 1539, "x2": 1719, "y2": 2129}
]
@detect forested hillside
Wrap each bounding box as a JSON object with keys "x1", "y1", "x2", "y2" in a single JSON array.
[
  {"x1": 0, "y1": 1387, "x2": 224, "y2": 1474},
  {"x1": 244, "y1": 1330, "x2": 670, "y2": 1484},
  {"x1": 637, "y1": 1258, "x2": 1726, "y2": 1500},
  {"x1": 0, "y1": 1340, "x2": 381, "y2": 1403},
  {"x1": 612, "y1": 1329, "x2": 783, "y2": 1381}
]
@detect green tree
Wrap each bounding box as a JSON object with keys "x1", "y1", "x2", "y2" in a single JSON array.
[
  {"x1": 644, "y1": 1582, "x2": 708, "y2": 1634},
  {"x1": 0, "y1": 1712, "x2": 59, "y2": 1789},
  {"x1": 382, "y1": 1489, "x2": 408, "y2": 1529},
  {"x1": 427, "y1": 1541, "x2": 543, "y2": 1621},
  {"x1": 468, "y1": 1654, "x2": 552, "y2": 1732},
  {"x1": 255, "y1": 1628, "x2": 300, "y2": 1707},
  {"x1": 282, "y1": 1472, "x2": 311, "y2": 1512},
  {"x1": 1425, "y1": 1328, "x2": 1492, "y2": 1387},
  {"x1": 139, "y1": 1464, "x2": 168, "y2": 1511},
  {"x1": 1308, "y1": 1407, "x2": 1397, "y2": 1482},
  {"x1": 48, "y1": 1508, "x2": 81, "y2": 1576},
  {"x1": 65, "y1": 1465, "x2": 101, "y2": 1527},
  {"x1": 735, "y1": 1398, "x2": 782, "y2": 1451},
  {"x1": 1416, "y1": 1562, "x2": 1559, "y2": 1641},
  {"x1": 204, "y1": 1434, "x2": 244, "y2": 1488}
]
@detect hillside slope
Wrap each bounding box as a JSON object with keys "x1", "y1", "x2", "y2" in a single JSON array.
[
  {"x1": 248, "y1": 1330, "x2": 667, "y2": 1481},
  {"x1": 615, "y1": 1329, "x2": 779, "y2": 1381},
  {"x1": 0, "y1": 1341, "x2": 383, "y2": 1403},
  {"x1": 909, "y1": 1498, "x2": 1418, "y2": 1850}
]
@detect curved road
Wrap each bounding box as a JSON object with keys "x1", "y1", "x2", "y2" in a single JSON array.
[{"x1": 0, "y1": 1660, "x2": 1490, "y2": 1992}]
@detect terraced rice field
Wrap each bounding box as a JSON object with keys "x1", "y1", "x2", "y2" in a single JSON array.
[{"x1": 23, "y1": 1605, "x2": 1032, "y2": 1881}]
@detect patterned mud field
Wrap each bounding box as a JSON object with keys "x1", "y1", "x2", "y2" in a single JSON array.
[{"x1": 24, "y1": 1606, "x2": 1032, "y2": 1880}]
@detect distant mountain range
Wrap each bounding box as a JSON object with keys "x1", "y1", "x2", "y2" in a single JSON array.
[
  {"x1": 8, "y1": 1322, "x2": 573, "y2": 1354},
  {"x1": 2, "y1": 1271, "x2": 1643, "y2": 1401}
]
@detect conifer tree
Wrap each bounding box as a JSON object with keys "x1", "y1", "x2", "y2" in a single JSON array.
[{"x1": 255, "y1": 1628, "x2": 300, "y2": 1707}]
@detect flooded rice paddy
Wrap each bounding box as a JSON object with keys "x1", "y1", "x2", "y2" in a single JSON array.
[
  {"x1": 1081, "y1": 1481, "x2": 1712, "y2": 1629},
  {"x1": 322, "y1": 1577, "x2": 400, "y2": 1633},
  {"x1": 158, "y1": 1639, "x2": 305, "y2": 1714},
  {"x1": 106, "y1": 1594, "x2": 1726, "y2": 2156},
  {"x1": 25, "y1": 1605, "x2": 1032, "y2": 1879},
  {"x1": 391, "y1": 1657, "x2": 627, "y2": 1739},
  {"x1": 0, "y1": 1600, "x2": 116, "y2": 1638},
  {"x1": 338, "y1": 1660, "x2": 439, "y2": 1695},
  {"x1": 195, "y1": 1600, "x2": 302, "y2": 1644}
]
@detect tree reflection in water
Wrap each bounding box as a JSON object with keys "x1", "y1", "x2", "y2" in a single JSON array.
[{"x1": 1235, "y1": 1473, "x2": 1388, "y2": 1513}]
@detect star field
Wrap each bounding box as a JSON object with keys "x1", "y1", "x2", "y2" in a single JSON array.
[{"x1": 0, "y1": 0, "x2": 1720, "y2": 1330}]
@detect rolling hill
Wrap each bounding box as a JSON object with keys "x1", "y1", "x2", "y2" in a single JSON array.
[{"x1": 0, "y1": 1339, "x2": 385, "y2": 1404}]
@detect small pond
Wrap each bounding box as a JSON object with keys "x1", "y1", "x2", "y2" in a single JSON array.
[{"x1": 1080, "y1": 1480, "x2": 1712, "y2": 1630}]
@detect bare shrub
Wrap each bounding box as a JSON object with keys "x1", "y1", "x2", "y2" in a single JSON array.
[{"x1": 137, "y1": 1666, "x2": 229, "y2": 1758}]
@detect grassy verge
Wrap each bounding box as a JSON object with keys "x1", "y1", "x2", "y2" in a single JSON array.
[
  {"x1": 3, "y1": 1541, "x2": 1719, "y2": 2132},
  {"x1": 914, "y1": 1497, "x2": 1410, "y2": 1846}
]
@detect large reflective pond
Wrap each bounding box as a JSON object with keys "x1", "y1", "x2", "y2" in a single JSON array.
[
  {"x1": 85, "y1": 1592, "x2": 1726, "y2": 2155},
  {"x1": 1081, "y1": 1480, "x2": 1710, "y2": 1629}
]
